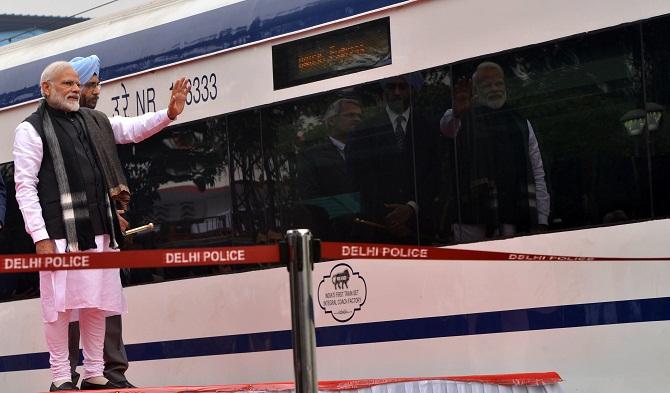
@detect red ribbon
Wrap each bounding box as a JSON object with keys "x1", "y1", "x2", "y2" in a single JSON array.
[
  {"x1": 320, "y1": 241, "x2": 665, "y2": 262},
  {"x1": 0, "y1": 245, "x2": 280, "y2": 273},
  {"x1": 1, "y1": 241, "x2": 666, "y2": 274}
]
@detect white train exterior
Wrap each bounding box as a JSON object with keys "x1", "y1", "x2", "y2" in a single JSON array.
[{"x1": 1, "y1": 1, "x2": 670, "y2": 392}]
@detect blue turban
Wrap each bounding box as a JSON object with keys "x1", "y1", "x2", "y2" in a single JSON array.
[{"x1": 69, "y1": 55, "x2": 100, "y2": 84}]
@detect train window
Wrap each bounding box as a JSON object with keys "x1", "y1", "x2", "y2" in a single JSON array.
[
  {"x1": 643, "y1": 15, "x2": 670, "y2": 219},
  {"x1": 0, "y1": 163, "x2": 39, "y2": 302},
  {"x1": 433, "y1": 24, "x2": 650, "y2": 244}
]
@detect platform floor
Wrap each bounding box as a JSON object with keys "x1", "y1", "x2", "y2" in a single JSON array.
[{"x1": 41, "y1": 373, "x2": 564, "y2": 393}]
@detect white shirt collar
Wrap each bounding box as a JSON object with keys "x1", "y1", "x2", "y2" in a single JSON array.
[
  {"x1": 328, "y1": 136, "x2": 346, "y2": 151},
  {"x1": 386, "y1": 106, "x2": 411, "y2": 133},
  {"x1": 328, "y1": 136, "x2": 346, "y2": 159}
]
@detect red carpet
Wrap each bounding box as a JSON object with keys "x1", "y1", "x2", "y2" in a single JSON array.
[{"x1": 41, "y1": 373, "x2": 562, "y2": 393}]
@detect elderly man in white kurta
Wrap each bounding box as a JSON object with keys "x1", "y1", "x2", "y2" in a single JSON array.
[{"x1": 13, "y1": 61, "x2": 189, "y2": 391}]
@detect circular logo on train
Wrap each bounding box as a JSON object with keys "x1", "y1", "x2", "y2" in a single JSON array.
[{"x1": 318, "y1": 263, "x2": 367, "y2": 322}]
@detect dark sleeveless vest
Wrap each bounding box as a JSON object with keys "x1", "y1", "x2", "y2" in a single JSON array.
[
  {"x1": 455, "y1": 104, "x2": 537, "y2": 233},
  {"x1": 24, "y1": 105, "x2": 120, "y2": 248}
]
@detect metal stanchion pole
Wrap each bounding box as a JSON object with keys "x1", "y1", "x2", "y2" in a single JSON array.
[{"x1": 285, "y1": 229, "x2": 318, "y2": 393}]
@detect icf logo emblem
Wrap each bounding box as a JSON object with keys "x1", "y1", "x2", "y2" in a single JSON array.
[{"x1": 317, "y1": 263, "x2": 367, "y2": 322}]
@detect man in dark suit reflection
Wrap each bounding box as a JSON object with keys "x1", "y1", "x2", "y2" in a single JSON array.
[
  {"x1": 296, "y1": 98, "x2": 362, "y2": 240},
  {"x1": 348, "y1": 74, "x2": 440, "y2": 243}
]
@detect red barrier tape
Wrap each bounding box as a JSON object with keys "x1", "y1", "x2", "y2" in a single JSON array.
[
  {"x1": 0, "y1": 245, "x2": 280, "y2": 273},
  {"x1": 319, "y1": 241, "x2": 668, "y2": 262},
  {"x1": 2, "y1": 241, "x2": 667, "y2": 274}
]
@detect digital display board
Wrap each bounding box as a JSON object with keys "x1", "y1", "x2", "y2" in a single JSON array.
[{"x1": 272, "y1": 17, "x2": 391, "y2": 90}]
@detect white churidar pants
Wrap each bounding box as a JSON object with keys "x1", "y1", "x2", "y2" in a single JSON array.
[
  {"x1": 40, "y1": 234, "x2": 127, "y2": 382},
  {"x1": 44, "y1": 308, "x2": 106, "y2": 381}
]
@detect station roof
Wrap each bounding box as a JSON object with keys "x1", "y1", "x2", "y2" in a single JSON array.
[{"x1": 0, "y1": 14, "x2": 87, "y2": 33}]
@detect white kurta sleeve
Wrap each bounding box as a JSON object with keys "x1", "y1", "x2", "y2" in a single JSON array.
[
  {"x1": 13, "y1": 121, "x2": 50, "y2": 243},
  {"x1": 109, "y1": 109, "x2": 173, "y2": 144},
  {"x1": 527, "y1": 120, "x2": 550, "y2": 225}
]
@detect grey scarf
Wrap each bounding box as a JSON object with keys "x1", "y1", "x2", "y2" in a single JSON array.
[{"x1": 41, "y1": 103, "x2": 122, "y2": 251}]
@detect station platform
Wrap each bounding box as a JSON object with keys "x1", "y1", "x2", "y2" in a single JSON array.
[{"x1": 42, "y1": 373, "x2": 563, "y2": 393}]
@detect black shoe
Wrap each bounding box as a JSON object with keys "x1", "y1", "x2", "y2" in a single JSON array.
[
  {"x1": 80, "y1": 379, "x2": 123, "y2": 390},
  {"x1": 50, "y1": 381, "x2": 79, "y2": 391},
  {"x1": 116, "y1": 380, "x2": 136, "y2": 388}
]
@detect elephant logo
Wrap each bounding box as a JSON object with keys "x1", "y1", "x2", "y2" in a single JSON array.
[
  {"x1": 318, "y1": 263, "x2": 367, "y2": 322},
  {"x1": 332, "y1": 269, "x2": 350, "y2": 289}
]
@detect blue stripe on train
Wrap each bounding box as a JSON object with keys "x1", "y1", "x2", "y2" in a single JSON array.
[
  {"x1": 0, "y1": 0, "x2": 407, "y2": 108},
  {"x1": 1, "y1": 296, "x2": 669, "y2": 372}
]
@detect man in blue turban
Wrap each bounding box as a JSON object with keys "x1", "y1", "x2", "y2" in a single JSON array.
[
  {"x1": 347, "y1": 72, "x2": 441, "y2": 243},
  {"x1": 70, "y1": 55, "x2": 102, "y2": 109},
  {"x1": 57, "y1": 54, "x2": 189, "y2": 390}
]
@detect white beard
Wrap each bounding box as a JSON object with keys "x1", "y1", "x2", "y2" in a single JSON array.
[
  {"x1": 482, "y1": 91, "x2": 507, "y2": 110},
  {"x1": 49, "y1": 93, "x2": 80, "y2": 112}
]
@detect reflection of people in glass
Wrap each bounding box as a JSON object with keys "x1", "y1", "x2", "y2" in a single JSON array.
[
  {"x1": 348, "y1": 74, "x2": 440, "y2": 243},
  {"x1": 297, "y1": 98, "x2": 360, "y2": 198},
  {"x1": 0, "y1": 170, "x2": 38, "y2": 301},
  {"x1": 0, "y1": 175, "x2": 5, "y2": 231},
  {"x1": 296, "y1": 98, "x2": 361, "y2": 240},
  {"x1": 441, "y1": 61, "x2": 550, "y2": 242}
]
